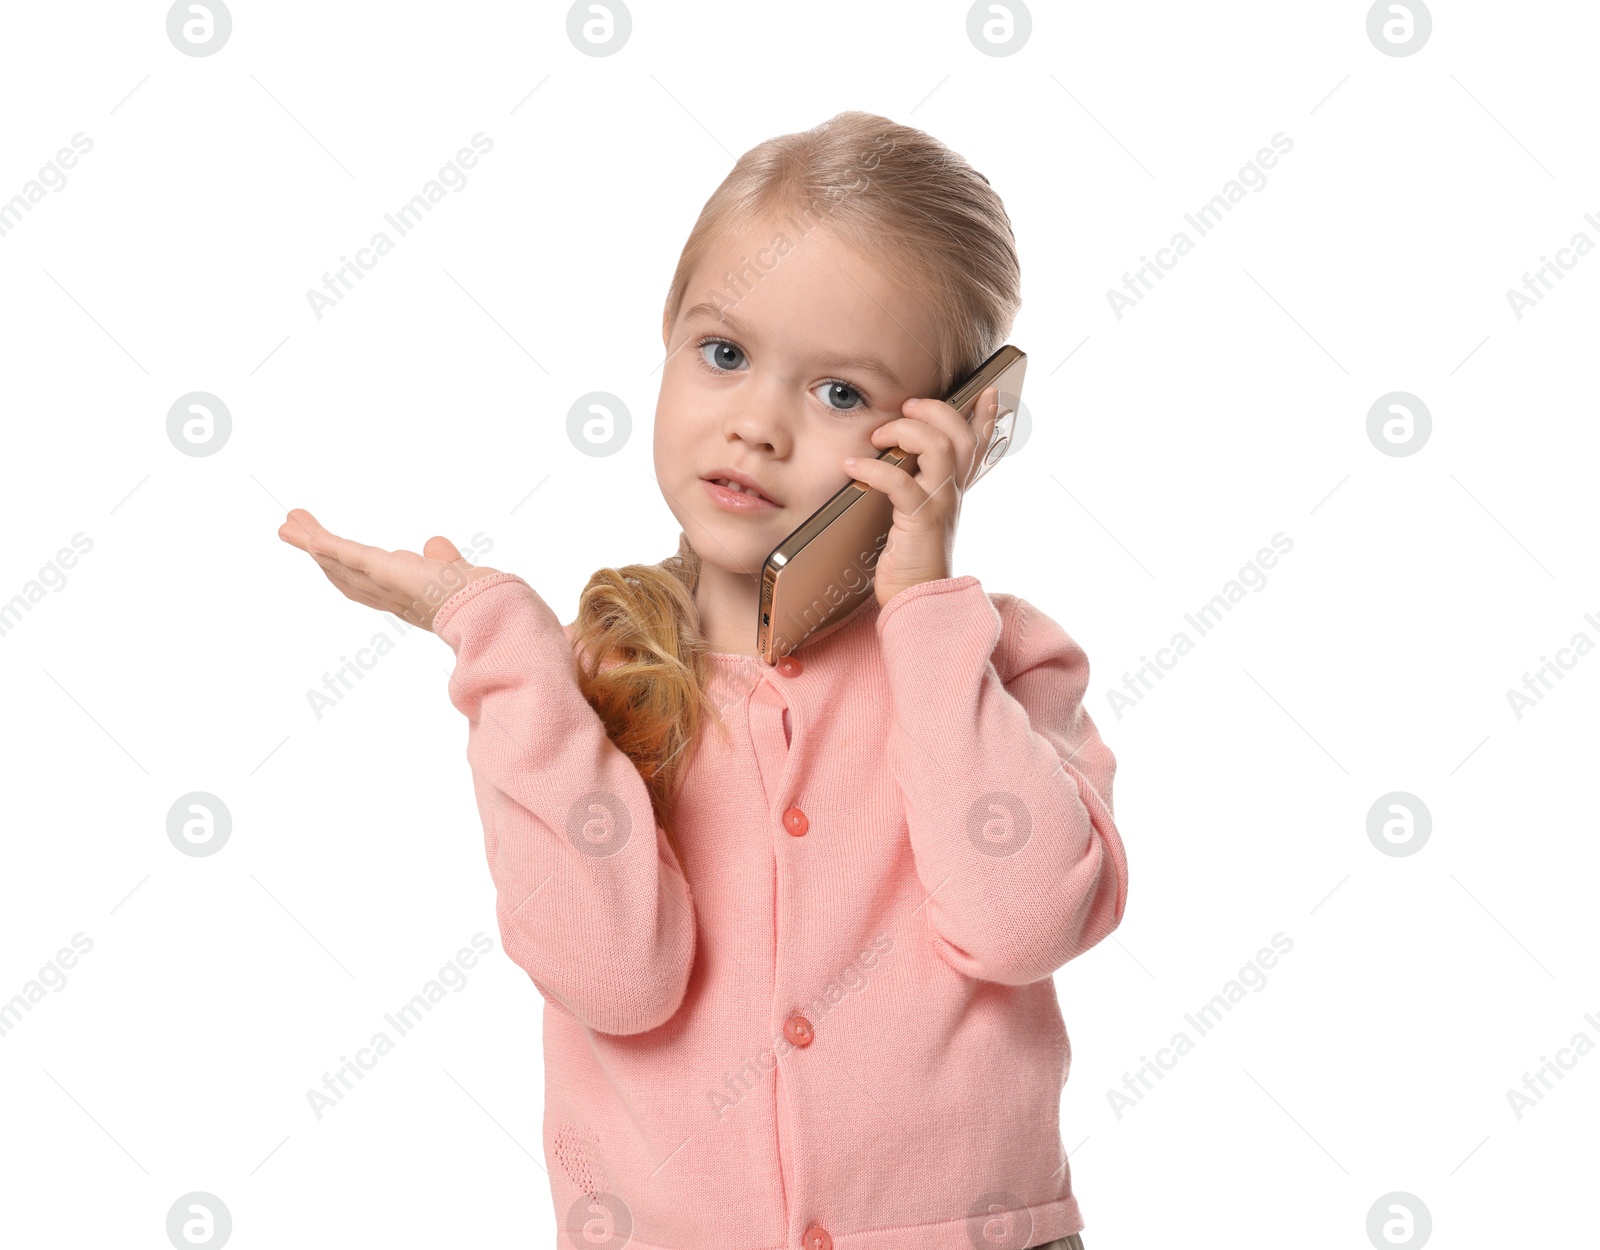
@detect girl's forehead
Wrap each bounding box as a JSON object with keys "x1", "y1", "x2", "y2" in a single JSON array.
[{"x1": 684, "y1": 228, "x2": 917, "y2": 331}]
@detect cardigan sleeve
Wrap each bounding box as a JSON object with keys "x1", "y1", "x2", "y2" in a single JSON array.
[
  {"x1": 874, "y1": 574, "x2": 1128, "y2": 986},
  {"x1": 432, "y1": 571, "x2": 697, "y2": 1035}
]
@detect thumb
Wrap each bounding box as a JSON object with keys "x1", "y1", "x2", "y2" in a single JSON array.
[{"x1": 423, "y1": 535, "x2": 465, "y2": 564}]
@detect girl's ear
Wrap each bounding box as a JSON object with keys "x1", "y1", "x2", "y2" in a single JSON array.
[{"x1": 661, "y1": 306, "x2": 672, "y2": 348}]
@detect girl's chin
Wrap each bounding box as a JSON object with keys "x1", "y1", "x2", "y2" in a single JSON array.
[{"x1": 691, "y1": 529, "x2": 781, "y2": 574}]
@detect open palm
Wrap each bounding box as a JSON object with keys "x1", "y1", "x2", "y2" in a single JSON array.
[{"x1": 277, "y1": 507, "x2": 500, "y2": 632}]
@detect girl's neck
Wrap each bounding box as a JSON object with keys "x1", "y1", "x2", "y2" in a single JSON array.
[{"x1": 693, "y1": 560, "x2": 763, "y2": 657}]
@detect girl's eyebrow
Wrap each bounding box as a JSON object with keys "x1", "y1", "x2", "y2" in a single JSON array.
[{"x1": 683, "y1": 302, "x2": 904, "y2": 390}]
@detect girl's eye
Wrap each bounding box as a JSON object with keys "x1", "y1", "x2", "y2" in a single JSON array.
[
  {"x1": 694, "y1": 336, "x2": 870, "y2": 413},
  {"x1": 696, "y1": 337, "x2": 747, "y2": 371},
  {"x1": 812, "y1": 380, "x2": 869, "y2": 413}
]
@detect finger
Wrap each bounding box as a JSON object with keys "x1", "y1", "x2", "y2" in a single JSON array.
[
  {"x1": 905, "y1": 392, "x2": 991, "y2": 450},
  {"x1": 959, "y1": 387, "x2": 1004, "y2": 486},
  {"x1": 306, "y1": 528, "x2": 417, "y2": 595},
  {"x1": 956, "y1": 385, "x2": 1001, "y2": 439},
  {"x1": 307, "y1": 546, "x2": 386, "y2": 599},
  {"x1": 423, "y1": 535, "x2": 465, "y2": 565},
  {"x1": 278, "y1": 507, "x2": 328, "y2": 553},
  {"x1": 869, "y1": 414, "x2": 960, "y2": 460},
  {"x1": 888, "y1": 390, "x2": 997, "y2": 476},
  {"x1": 843, "y1": 453, "x2": 934, "y2": 520},
  {"x1": 419, "y1": 538, "x2": 484, "y2": 609},
  {"x1": 869, "y1": 411, "x2": 965, "y2": 495},
  {"x1": 318, "y1": 563, "x2": 384, "y2": 609},
  {"x1": 970, "y1": 385, "x2": 1001, "y2": 442},
  {"x1": 928, "y1": 386, "x2": 1001, "y2": 483},
  {"x1": 293, "y1": 521, "x2": 396, "y2": 599}
]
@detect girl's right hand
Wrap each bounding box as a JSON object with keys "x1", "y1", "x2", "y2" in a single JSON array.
[{"x1": 278, "y1": 507, "x2": 503, "y2": 633}]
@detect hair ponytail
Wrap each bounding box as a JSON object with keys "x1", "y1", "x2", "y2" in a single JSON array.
[{"x1": 568, "y1": 533, "x2": 722, "y2": 871}]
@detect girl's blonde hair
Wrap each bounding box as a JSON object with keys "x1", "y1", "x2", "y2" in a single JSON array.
[{"x1": 568, "y1": 109, "x2": 1022, "y2": 870}]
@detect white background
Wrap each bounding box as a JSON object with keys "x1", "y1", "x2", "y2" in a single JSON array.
[{"x1": 1, "y1": 1, "x2": 1595, "y2": 1247}]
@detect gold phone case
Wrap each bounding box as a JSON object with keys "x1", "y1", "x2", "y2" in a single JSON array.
[{"x1": 756, "y1": 344, "x2": 1027, "y2": 664}]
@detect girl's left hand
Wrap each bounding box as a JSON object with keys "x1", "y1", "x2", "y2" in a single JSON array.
[
  {"x1": 277, "y1": 508, "x2": 501, "y2": 632},
  {"x1": 843, "y1": 384, "x2": 1002, "y2": 608}
]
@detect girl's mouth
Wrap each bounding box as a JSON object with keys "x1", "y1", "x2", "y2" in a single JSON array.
[{"x1": 702, "y1": 478, "x2": 780, "y2": 512}]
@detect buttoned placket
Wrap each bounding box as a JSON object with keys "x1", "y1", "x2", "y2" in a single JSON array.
[{"x1": 746, "y1": 652, "x2": 829, "y2": 1250}]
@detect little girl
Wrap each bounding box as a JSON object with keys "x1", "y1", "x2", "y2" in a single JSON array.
[{"x1": 280, "y1": 110, "x2": 1127, "y2": 1250}]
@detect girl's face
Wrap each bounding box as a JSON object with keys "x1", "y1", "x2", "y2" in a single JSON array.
[{"x1": 653, "y1": 210, "x2": 945, "y2": 577}]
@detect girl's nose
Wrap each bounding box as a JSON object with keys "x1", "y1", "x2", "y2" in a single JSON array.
[{"x1": 721, "y1": 385, "x2": 792, "y2": 454}]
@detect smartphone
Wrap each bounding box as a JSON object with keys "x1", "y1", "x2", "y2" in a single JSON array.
[{"x1": 755, "y1": 344, "x2": 1027, "y2": 665}]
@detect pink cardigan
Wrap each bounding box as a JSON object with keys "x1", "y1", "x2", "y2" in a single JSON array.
[{"x1": 434, "y1": 567, "x2": 1128, "y2": 1250}]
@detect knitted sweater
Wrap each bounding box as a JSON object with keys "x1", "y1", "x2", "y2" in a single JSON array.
[{"x1": 433, "y1": 566, "x2": 1129, "y2": 1250}]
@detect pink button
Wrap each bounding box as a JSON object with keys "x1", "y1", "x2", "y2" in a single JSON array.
[
  {"x1": 784, "y1": 1013, "x2": 815, "y2": 1048},
  {"x1": 777, "y1": 654, "x2": 803, "y2": 677},
  {"x1": 782, "y1": 806, "x2": 809, "y2": 837},
  {"x1": 801, "y1": 1225, "x2": 832, "y2": 1250}
]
